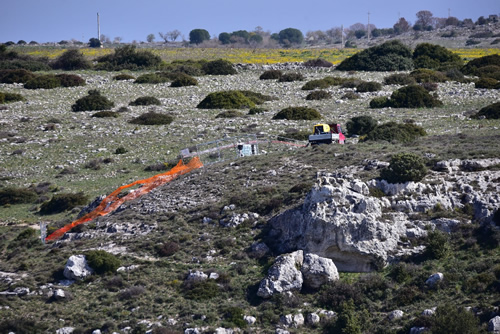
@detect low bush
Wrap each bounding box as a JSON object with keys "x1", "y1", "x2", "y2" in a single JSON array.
[
  {"x1": 420, "y1": 82, "x2": 438, "y2": 91},
  {"x1": 356, "y1": 81, "x2": 382, "y2": 92},
  {"x1": 410, "y1": 68, "x2": 449, "y2": 83},
  {"x1": 201, "y1": 59, "x2": 236, "y2": 75},
  {"x1": 346, "y1": 115, "x2": 377, "y2": 136},
  {"x1": 273, "y1": 106, "x2": 321, "y2": 120},
  {"x1": 248, "y1": 107, "x2": 267, "y2": 115},
  {"x1": 157, "y1": 241, "x2": 180, "y2": 257},
  {"x1": 475, "y1": 77, "x2": 500, "y2": 89},
  {"x1": 129, "y1": 112, "x2": 173, "y2": 125},
  {"x1": 0, "y1": 92, "x2": 25, "y2": 104},
  {"x1": 197, "y1": 90, "x2": 255, "y2": 109},
  {"x1": 374, "y1": 85, "x2": 442, "y2": 108},
  {"x1": 466, "y1": 39, "x2": 481, "y2": 46},
  {"x1": 85, "y1": 250, "x2": 121, "y2": 275},
  {"x1": 302, "y1": 76, "x2": 346, "y2": 90},
  {"x1": 306, "y1": 90, "x2": 332, "y2": 100},
  {"x1": 170, "y1": 73, "x2": 198, "y2": 87},
  {"x1": 95, "y1": 45, "x2": 162, "y2": 71},
  {"x1": 24, "y1": 75, "x2": 60, "y2": 89},
  {"x1": 51, "y1": 49, "x2": 91, "y2": 70},
  {"x1": 259, "y1": 69, "x2": 282, "y2": 80},
  {"x1": 303, "y1": 58, "x2": 333, "y2": 67},
  {"x1": 340, "y1": 79, "x2": 364, "y2": 89},
  {"x1": 429, "y1": 304, "x2": 480, "y2": 334},
  {"x1": 215, "y1": 110, "x2": 244, "y2": 118},
  {"x1": 472, "y1": 102, "x2": 500, "y2": 119},
  {"x1": 114, "y1": 146, "x2": 128, "y2": 154},
  {"x1": 118, "y1": 286, "x2": 146, "y2": 300},
  {"x1": 384, "y1": 73, "x2": 416, "y2": 85},
  {"x1": 129, "y1": 96, "x2": 161, "y2": 106},
  {"x1": 412, "y1": 43, "x2": 463, "y2": 70},
  {"x1": 365, "y1": 122, "x2": 426, "y2": 142},
  {"x1": 56, "y1": 73, "x2": 86, "y2": 87},
  {"x1": 0, "y1": 187, "x2": 38, "y2": 205},
  {"x1": 341, "y1": 91, "x2": 360, "y2": 100},
  {"x1": 337, "y1": 40, "x2": 414, "y2": 71},
  {"x1": 39, "y1": 192, "x2": 88, "y2": 214},
  {"x1": 223, "y1": 306, "x2": 247, "y2": 328},
  {"x1": 0, "y1": 69, "x2": 35, "y2": 84},
  {"x1": 380, "y1": 152, "x2": 428, "y2": 183},
  {"x1": 278, "y1": 72, "x2": 305, "y2": 82},
  {"x1": 184, "y1": 280, "x2": 219, "y2": 300},
  {"x1": 134, "y1": 72, "x2": 171, "y2": 84},
  {"x1": 113, "y1": 73, "x2": 135, "y2": 81},
  {"x1": 475, "y1": 65, "x2": 500, "y2": 80},
  {"x1": 91, "y1": 111, "x2": 119, "y2": 118},
  {"x1": 71, "y1": 90, "x2": 114, "y2": 112},
  {"x1": 462, "y1": 54, "x2": 500, "y2": 76},
  {"x1": 369, "y1": 96, "x2": 389, "y2": 108}
]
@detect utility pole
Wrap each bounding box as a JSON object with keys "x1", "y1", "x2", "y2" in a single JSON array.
[
  {"x1": 341, "y1": 24, "x2": 344, "y2": 48},
  {"x1": 367, "y1": 12, "x2": 371, "y2": 40},
  {"x1": 448, "y1": 8, "x2": 451, "y2": 18},
  {"x1": 97, "y1": 12, "x2": 100, "y2": 40}
]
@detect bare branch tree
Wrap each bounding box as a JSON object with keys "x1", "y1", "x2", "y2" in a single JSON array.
[{"x1": 167, "y1": 30, "x2": 181, "y2": 42}]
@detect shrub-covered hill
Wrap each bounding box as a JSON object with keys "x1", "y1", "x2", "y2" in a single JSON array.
[{"x1": 0, "y1": 58, "x2": 499, "y2": 333}]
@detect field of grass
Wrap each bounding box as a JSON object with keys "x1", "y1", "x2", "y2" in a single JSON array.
[{"x1": 1, "y1": 46, "x2": 500, "y2": 333}]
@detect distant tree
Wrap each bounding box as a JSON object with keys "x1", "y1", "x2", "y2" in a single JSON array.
[
  {"x1": 249, "y1": 33, "x2": 263, "y2": 45},
  {"x1": 167, "y1": 30, "x2": 181, "y2": 41},
  {"x1": 445, "y1": 16, "x2": 460, "y2": 26},
  {"x1": 17, "y1": 40, "x2": 27, "y2": 45},
  {"x1": 88, "y1": 38, "x2": 101, "y2": 48},
  {"x1": 231, "y1": 30, "x2": 250, "y2": 43},
  {"x1": 113, "y1": 37, "x2": 122, "y2": 44},
  {"x1": 254, "y1": 26, "x2": 265, "y2": 36},
  {"x1": 147, "y1": 34, "x2": 155, "y2": 43},
  {"x1": 278, "y1": 28, "x2": 304, "y2": 46},
  {"x1": 218, "y1": 32, "x2": 231, "y2": 44},
  {"x1": 189, "y1": 29, "x2": 210, "y2": 44},
  {"x1": 100, "y1": 34, "x2": 110, "y2": 44},
  {"x1": 29, "y1": 41, "x2": 38, "y2": 45},
  {"x1": 326, "y1": 27, "x2": 343, "y2": 43},
  {"x1": 158, "y1": 32, "x2": 168, "y2": 43},
  {"x1": 462, "y1": 18, "x2": 474, "y2": 27},
  {"x1": 475, "y1": 16, "x2": 487, "y2": 25},
  {"x1": 415, "y1": 10, "x2": 434, "y2": 30},
  {"x1": 354, "y1": 30, "x2": 366, "y2": 39}
]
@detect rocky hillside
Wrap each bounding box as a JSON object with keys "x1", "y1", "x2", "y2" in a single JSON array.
[{"x1": 0, "y1": 51, "x2": 499, "y2": 333}]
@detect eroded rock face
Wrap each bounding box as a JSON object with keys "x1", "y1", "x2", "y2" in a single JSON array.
[
  {"x1": 257, "y1": 250, "x2": 304, "y2": 298},
  {"x1": 268, "y1": 163, "x2": 500, "y2": 272},
  {"x1": 301, "y1": 253, "x2": 339, "y2": 289}
]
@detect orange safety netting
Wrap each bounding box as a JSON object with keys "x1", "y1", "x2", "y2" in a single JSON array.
[{"x1": 45, "y1": 157, "x2": 203, "y2": 242}]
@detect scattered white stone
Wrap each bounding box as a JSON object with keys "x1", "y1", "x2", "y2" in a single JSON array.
[
  {"x1": 388, "y1": 310, "x2": 404, "y2": 321},
  {"x1": 244, "y1": 315, "x2": 256, "y2": 325},
  {"x1": 56, "y1": 328, "x2": 75, "y2": 334},
  {"x1": 53, "y1": 289, "x2": 65, "y2": 300},
  {"x1": 489, "y1": 316, "x2": 500, "y2": 333},
  {"x1": 307, "y1": 312, "x2": 321, "y2": 325},
  {"x1": 425, "y1": 273, "x2": 444, "y2": 287}
]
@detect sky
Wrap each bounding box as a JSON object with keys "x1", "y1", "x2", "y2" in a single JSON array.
[{"x1": 1, "y1": 0, "x2": 499, "y2": 43}]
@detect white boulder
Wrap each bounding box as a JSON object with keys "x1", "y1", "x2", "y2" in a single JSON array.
[{"x1": 63, "y1": 255, "x2": 93, "y2": 280}]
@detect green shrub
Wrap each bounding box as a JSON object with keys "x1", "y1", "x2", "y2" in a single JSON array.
[
  {"x1": 278, "y1": 28, "x2": 304, "y2": 46},
  {"x1": 71, "y1": 90, "x2": 114, "y2": 112},
  {"x1": 337, "y1": 40, "x2": 413, "y2": 71},
  {"x1": 248, "y1": 107, "x2": 267, "y2": 115},
  {"x1": 491, "y1": 38, "x2": 500, "y2": 45},
  {"x1": 356, "y1": 81, "x2": 382, "y2": 92},
  {"x1": 157, "y1": 241, "x2": 180, "y2": 257},
  {"x1": 475, "y1": 77, "x2": 500, "y2": 89},
  {"x1": 429, "y1": 304, "x2": 479, "y2": 334},
  {"x1": 129, "y1": 112, "x2": 173, "y2": 125},
  {"x1": 0, "y1": 69, "x2": 35, "y2": 83},
  {"x1": 466, "y1": 39, "x2": 481, "y2": 46},
  {"x1": 51, "y1": 49, "x2": 91, "y2": 70},
  {"x1": 365, "y1": 122, "x2": 426, "y2": 142},
  {"x1": 306, "y1": 90, "x2": 332, "y2": 100},
  {"x1": 95, "y1": 45, "x2": 162, "y2": 71},
  {"x1": 215, "y1": 110, "x2": 244, "y2": 118},
  {"x1": 39, "y1": 192, "x2": 88, "y2": 214},
  {"x1": 24, "y1": 74, "x2": 61, "y2": 89},
  {"x1": 115, "y1": 146, "x2": 128, "y2": 154},
  {"x1": 129, "y1": 96, "x2": 161, "y2": 106},
  {"x1": 134, "y1": 72, "x2": 171, "y2": 84},
  {"x1": 341, "y1": 91, "x2": 360, "y2": 100},
  {"x1": 197, "y1": 90, "x2": 255, "y2": 109},
  {"x1": 184, "y1": 280, "x2": 219, "y2": 300},
  {"x1": 170, "y1": 73, "x2": 198, "y2": 87},
  {"x1": 85, "y1": 250, "x2": 121, "y2": 275},
  {"x1": 475, "y1": 65, "x2": 500, "y2": 80},
  {"x1": 303, "y1": 58, "x2": 333, "y2": 67},
  {"x1": 302, "y1": 76, "x2": 345, "y2": 90},
  {"x1": 91, "y1": 111, "x2": 119, "y2": 118},
  {"x1": 0, "y1": 187, "x2": 37, "y2": 205},
  {"x1": 369, "y1": 96, "x2": 390, "y2": 108},
  {"x1": 383, "y1": 85, "x2": 443, "y2": 108},
  {"x1": 278, "y1": 72, "x2": 305, "y2": 82},
  {"x1": 472, "y1": 102, "x2": 500, "y2": 119},
  {"x1": 55, "y1": 74, "x2": 86, "y2": 87},
  {"x1": 346, "y1": 115, "x2": 377, "y2": 136},
  {"x1": 0, "y1": 92, "x2": 25, "y2": 104},
  {"x1": 462, "y1": 54, "x2": 500, "y2": 75},
  {"x1": 223, "y1": 306, "x2": 247, "y2": 328},
  {"x1": 413, "y1": 43, "x2": 463, "y2": 70},
  {"x1": 384, "y1": 73, "x2": 416, "y2": 85},
  {"x1": 420, "y1": 82, "x2": 438, "y2": 91},
  {"x1": 273, "y1": 106, "x2": 321, "y2": 120},
  {"x1": 380, "y1": 152, "x2": 428, "y2": 184},
  {"x1": 0, "y1": 318, "x2": 47, "y2": 334},
  {"x1": 113, "y1": 73, "x2": 135, "y2": 81},
  {"x1": 341, "y1": 79, "x2": 363, "y2": 89},
  {"x1": 201, "y1": 59, "x2": 236, "y2": 75},
  {"x1": 410, "y1": 68, "x2": 449, "y2": 83},
  {"x1": 259, "y1": 69, "x2": 282, "y2": 80}
]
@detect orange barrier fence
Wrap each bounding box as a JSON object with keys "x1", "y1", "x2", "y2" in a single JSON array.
[{"x1": 45, "y1": 157, "x2": 203, "y2": 242}]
